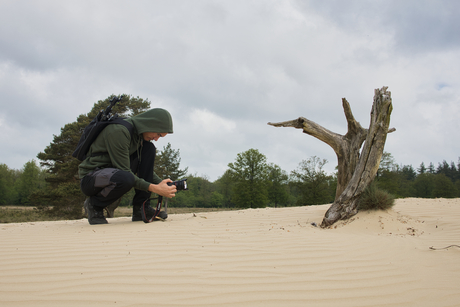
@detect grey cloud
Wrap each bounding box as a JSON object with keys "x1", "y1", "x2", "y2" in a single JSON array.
[
  {"x1": 0, "y1": 0, "x2": 459, "y2": 180},
  {"x1": 301, "y1": 0, "x2": 460, "y2": 53}
]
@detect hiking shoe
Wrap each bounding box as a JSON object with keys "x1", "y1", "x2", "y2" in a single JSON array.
[
  {"x1": 84, "y1": 198, "x2": 108, "y2": 225},
  {"x1": 105, "y1": 199, "x2": 121, "y2": 218},
  {"x1": 140, "y1": 203, "x2": 168, "y2": 223},
  {"x1": 132, "y1": 211, "x2": 143, "y2": 222},
  {"x1": 132, "y1": 205, "x2": 142, "y2": 221},
  {"x1": 155, "y1": 211, "x2": 168, "y2": 221}
]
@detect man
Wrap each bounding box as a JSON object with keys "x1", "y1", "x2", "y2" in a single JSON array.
[{"x1": 78, "y1": 108, "x2": 177, "y2": 225}]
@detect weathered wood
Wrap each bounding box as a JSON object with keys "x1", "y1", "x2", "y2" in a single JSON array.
[
  {"x1": 268, "y1": 86, "x2": 394, "y2": 227},
  {"x1": 320, "y1": 87, "x2": 393, "y2": 227},
  {"x1": 267, "y1": 98, "x2": 367, "y2": 199}
]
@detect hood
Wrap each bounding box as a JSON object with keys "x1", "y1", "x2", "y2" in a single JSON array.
[{"x1": 126, "y1": 108, "x2": 174, "y2": 136}]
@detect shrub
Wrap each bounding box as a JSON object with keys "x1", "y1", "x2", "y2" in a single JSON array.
[
  {"x1": 33, "y1": 181, "x2": 85, "y2": 219},
  {"x1": 0, "y1": 207, "x2": 58, "y2": 223},
  {"x1": 358, "y1": 182, "x2": 395, "y2": 211}
]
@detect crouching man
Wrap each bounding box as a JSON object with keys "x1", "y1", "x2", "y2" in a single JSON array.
[{"x1": 78, "y1": 108, "x2": 177, "y2": 225}]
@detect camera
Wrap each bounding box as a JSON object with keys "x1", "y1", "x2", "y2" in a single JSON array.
[{"x1": 167, "y1": 178, "x2": 188, "y2": 191}]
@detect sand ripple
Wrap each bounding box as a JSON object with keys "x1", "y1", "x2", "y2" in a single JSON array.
[{"x1": 1, "y1": 198, "x2": 459, "y2": 306}]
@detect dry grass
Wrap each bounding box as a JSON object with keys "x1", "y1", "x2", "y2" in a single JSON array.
[
  {"x1": 113, "y1": 206, "x2": 237, "y2": 217},
  {"x1": 0, "y1": 206, "x2": 237, "y2": 223},
  {"x1": 0, "y1": 207, "x2": 60, "y2": 223}
]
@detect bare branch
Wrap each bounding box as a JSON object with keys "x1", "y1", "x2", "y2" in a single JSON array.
[
  {"x1": 342, "y1": 98, "x2": 365, "y2": 136},
  {"x1": 267, "y1": 118, "x2": 305, "y2": 129},
  {"x1": 268, "y1": 117, "x2": 344, "y2": 154}
]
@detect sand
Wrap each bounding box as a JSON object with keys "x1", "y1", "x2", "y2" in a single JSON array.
[{"x1": 1, "y1": 198, "x2": 459, "y2": 307}]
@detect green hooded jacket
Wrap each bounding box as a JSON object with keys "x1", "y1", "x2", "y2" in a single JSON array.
[{"x1": 78, "y1": 108, "x2": 174, "y2": 191}]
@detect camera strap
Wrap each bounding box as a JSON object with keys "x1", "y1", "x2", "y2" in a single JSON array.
[{"x1": 141, "y1": 196, "x2": 163, "y2": 223}]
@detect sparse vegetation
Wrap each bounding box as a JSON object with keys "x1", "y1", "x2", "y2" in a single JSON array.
[
  {"x1": 0, "y1": 207, "x2": 60, "y2": 223},
  {"x1": 0, "y1": 206, "x2": 238, "y2": 223},
  {"x1": 357, "y1": 182, "x2": 395, "y2": 211}
]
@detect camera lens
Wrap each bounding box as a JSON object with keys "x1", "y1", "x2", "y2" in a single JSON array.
[{"x1": 167, "y1": 178, "x2": 188, "y2": 191}]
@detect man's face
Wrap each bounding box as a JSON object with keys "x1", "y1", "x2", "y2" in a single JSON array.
[{"x1": 143, "y1": 132, "x2": 167, "y2": 142}]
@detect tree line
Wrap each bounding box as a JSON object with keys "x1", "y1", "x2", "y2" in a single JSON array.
[
  {"x1": 171, "y1": 151, "x2": 337, "y2": 209},
  {"x1": 1, "y1": 94, "x2": 459, "y2": 219},
  {"x1": 375, "y1": 152, "x2": 460, "y2": 199},
  {"x1": 0, "y1": 160, "x2": 47, "y2": 206},
  {"x1": 3, "y1": 148, "x2": 459, "y2": 212},
  {"x1": 168, "y1": 151, "x2": 460, "y2": 209}
]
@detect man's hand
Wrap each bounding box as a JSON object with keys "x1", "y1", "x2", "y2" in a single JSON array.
[{"x1": 148, "y1": 179, "x2": 177, "y2": 198}]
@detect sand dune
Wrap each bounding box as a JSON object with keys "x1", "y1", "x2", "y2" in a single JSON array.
[{"x1": 1, "y1": 198, "x2": 459, "y2": 307}]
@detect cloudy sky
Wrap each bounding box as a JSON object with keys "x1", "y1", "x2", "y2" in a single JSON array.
[{"x1": 1, "y1": 0, "x2": 459, "y2": 181}]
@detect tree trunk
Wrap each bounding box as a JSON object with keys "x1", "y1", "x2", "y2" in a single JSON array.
[{"x1": 268, "y1": 86, "x2": 394, "y2": 227}]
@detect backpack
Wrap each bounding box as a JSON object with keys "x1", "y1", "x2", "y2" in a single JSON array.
[{"x1": 72, "y1": 95, "x2": 134, "y2": 161}]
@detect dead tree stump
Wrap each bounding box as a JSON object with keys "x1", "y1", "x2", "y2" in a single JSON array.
[{"x1": 268, "y1": 86, "x2": 394, "y2": 227}]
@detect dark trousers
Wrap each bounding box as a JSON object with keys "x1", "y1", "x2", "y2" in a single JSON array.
[{"x1": 80, "y1": 141, "x2": 156, "y2": 210}]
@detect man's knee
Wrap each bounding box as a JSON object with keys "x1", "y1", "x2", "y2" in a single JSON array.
[{"x1": 113, "y1": 170, "x2": 135, "y2": 191}]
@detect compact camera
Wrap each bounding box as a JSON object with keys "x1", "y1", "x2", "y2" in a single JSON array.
[{"x1": 167, "y1": 178, "x2": 188, "y2": 191}]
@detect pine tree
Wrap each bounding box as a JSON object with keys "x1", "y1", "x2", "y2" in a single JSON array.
[
  {"x1": 417, "y1": 162, "x2": 426, "y2": 175},
  {"x1": 450, "y1": 161, "x2": 458, "y2": 182},
  {"x1": 457, "y1": 157, "x2": 460, "y2": 181},
  {"x1": 154, "y1": 143, "x2": 188, "y2": 181},
  {"x1": 428, "y1": 162, "x2": 435, "y2": 174},
  {"x1": 436, "y1": 160, "x2": 450, "y2": 177},
  {"x1": 228, "y1": 149, "x2": 269, "y2": 208},
  {"x1": 400, "y1": 165, "x2": 416, "y2": 181},
  {"x1": 35, "y1": 95, "x2": 150, "y2": 219}
]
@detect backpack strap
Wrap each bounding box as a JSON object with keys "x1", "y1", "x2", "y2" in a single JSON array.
[{"x1": 90, "y1": 118, "x2": 135, "y2": 158}]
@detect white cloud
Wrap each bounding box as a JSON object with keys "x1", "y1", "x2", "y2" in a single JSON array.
[
  {"x1": 0, "y1": 0, "x2": 459, "y2": 181},
  {"x1": 189, "y1": 109, "x2": 236, "y2": 135}
]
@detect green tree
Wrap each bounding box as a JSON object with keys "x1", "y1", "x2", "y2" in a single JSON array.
[
  {"x1": 228, "y1": 149, "x2": 269, "y2": 208},
  {"x1": 154, "y1": 142, "x2": 188, "y2": 181},
  {"x1": 215, "y1": 170, "x2": 235, "y2": 208},
  {"x1": 193, "y1": 176, "x2": 214, "y2": 207},
  {"x1": 14, "y1": 160, "x2": 46, "y2": 206},
  {"x1": 266, "y1": 163, "x2": 289, "y2": 207},
  {"x1": 0, "y1": 164, "x2": 20, "y2": 205},
  {"x1": 191, "y1": 175, "x2": 214, "y2": 207},
  {"x1": 377, "y1": 152, "x2": 397, "y2": 178},
  {"x1": 210, "y1": 191, "x2": 224, "y2": 207},
  {"x1": 427, "y1": 162, "x2": 435, "y2": 174},
  {"x1": 457, "y1": 158, "x2": 460, "y2": 181},
  {"x1": 398, "y1": 165, "x2": 416, "y2": 197},
  {"x1": 432, "y1": 174, "x2": 457, "y2": 198},
  {"x1": 172, "y1": 188, "x2": 194, "y2": 208},
  {"x1": 36, "y1": 95, "x2": 150, "y2": 219},
  {"x1": 400, "y1": 165, "x2": 416, "y2": 181},
  {"x1": 376, "y1": 169, "x2": 401, "y2": 196},
  {"x1": 291, "y1": 156, "x2": 333, "y2": 206},
  {"x1": 375, "y1": 161, "x2": 416, "y2": 197},
  {"x1": 413, "y1": 173, "x2": 435, "y2": 198},
  {"x1": 417, "y1": 162, "x2": 426, "y2": 175},
  {"x1": 376, "y1": 152, "x2": 399, "y2": 195},
  {"x1": 450, "y1": 161, "x2": 458, "y2": 182},
  {"x1": 455, "y1": 179, "x2": 460, "y2": 198},
  {"x1": 169, "y1": 175, "x2": 222, "y2": 208},
  {"x1": 436, "y1": 160, "x2": 452, "y2": 179},
  {"x1": 326, "y1": 173, "x2": 338, "y2": 201}
]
